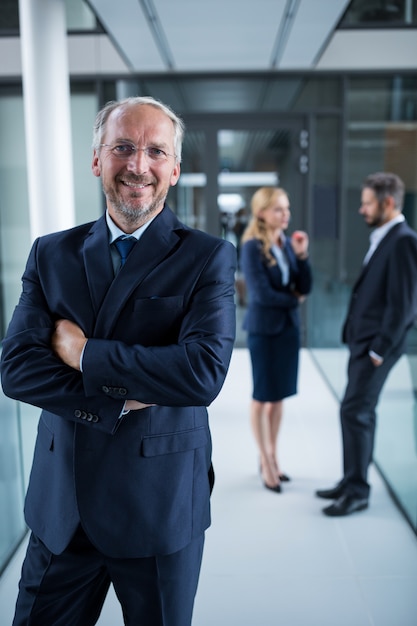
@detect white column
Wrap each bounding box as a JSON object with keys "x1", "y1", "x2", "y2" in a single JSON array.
[{"x1": 18, "y1": 0, "x2": 75, "y2": 240}]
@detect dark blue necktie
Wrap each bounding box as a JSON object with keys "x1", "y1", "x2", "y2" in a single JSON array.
[{"x1": 114, "y1": 236, "x2": 136, "y2": 268}]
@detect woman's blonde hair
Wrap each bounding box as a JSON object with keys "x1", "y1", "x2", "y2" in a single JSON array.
[{"x1": 241, "y1": 187, "x2": 288, "y2": 266}]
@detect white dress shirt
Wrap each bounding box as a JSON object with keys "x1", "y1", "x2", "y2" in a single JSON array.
[
  {"x1": 271, "y1": 235, "x2": 290, "y2": 286},
  {"x1": 363, "y1": 213, "x2": 405, "y2": 265}
]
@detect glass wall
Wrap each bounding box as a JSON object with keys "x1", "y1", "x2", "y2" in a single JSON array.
[
  {"x1": 0, "y1": 92, "x2": 29, "y2": 573},
  {"x1": 311, "y1": 74, "x2": 417, "y2": 531},
  {"x1": 0, "y1": 85, "x2": 101, "y2": 574},
  {"x1": 0, "y1": 0, "x2": 99, "y2": 33},
  {"x1": 0, "y1": 393, "x2": 25, "y2": 574}
]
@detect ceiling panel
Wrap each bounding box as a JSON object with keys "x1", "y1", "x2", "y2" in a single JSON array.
[
  {"x1": 155, "y1": 0, "x2": 287, "y2": 71},
  {"x1": 279, "y1": 0, "x2": 351, "y2": 68},
  {"x1": 87, "y1": 0, "x2": 352, "y2": 73},
  {"x1": 87, "y1": 0, "x2": 166, "y2": 71}
]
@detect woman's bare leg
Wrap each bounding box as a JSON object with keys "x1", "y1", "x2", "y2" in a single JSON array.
[
  {"x1": 264, "y1": 401, "x2": 284, "y2": 479},
  {"x1": 250, "y1": 399, "x2": 279, "y2": 488}
]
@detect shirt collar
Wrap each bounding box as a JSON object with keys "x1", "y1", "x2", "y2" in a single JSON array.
[
  {"x1": 106, "y1": 210, "x2": 156, "y2": 243},
  {"x1": 369, "y1": 213, "x2": 405, "y2": 246}
]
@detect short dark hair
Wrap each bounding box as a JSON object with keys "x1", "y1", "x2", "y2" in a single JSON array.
[{"x1": 362, "y1": 172, "x2": 405, "y2": 211}]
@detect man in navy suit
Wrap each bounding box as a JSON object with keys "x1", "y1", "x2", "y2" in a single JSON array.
[
  {"x1": 316, "y1": 172, "x2": 417, "y2": 516},
  {"x1": 1, "y1": 96, "x2": 236, "y2": 625}
]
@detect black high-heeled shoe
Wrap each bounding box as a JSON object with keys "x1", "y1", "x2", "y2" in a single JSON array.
[
  {"x1": 263, "y1": 482, "x2": 282, "y2": 493},
  {"x1": 260, "y1": 458, "x2": 290, "y2": 484}
]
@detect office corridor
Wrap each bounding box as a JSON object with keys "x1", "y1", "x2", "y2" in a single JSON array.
[{"x1": 1, "y1": 349, "x2": 416, "y2": 625}]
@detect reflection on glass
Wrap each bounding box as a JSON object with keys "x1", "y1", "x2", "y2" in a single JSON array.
[
  {"x1": 340, "y1": 0, "x2": 417, "y2": 26},
  {"x1": 169, "y1": 131, "x2": 206, "y2": 231},
  {"x1": 0, "y1": 394, "x2": 25, "y2": 575},
  {"x1": 0, "y1": 0, "x2": 19, "y2": 30},
  {"x1": 65, "y1": 0, "x2": 97, "y2": 31}
]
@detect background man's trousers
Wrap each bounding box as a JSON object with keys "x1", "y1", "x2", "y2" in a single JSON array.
[{"x1": 340, "y1": 346, "x2": 402, "y2": 499}]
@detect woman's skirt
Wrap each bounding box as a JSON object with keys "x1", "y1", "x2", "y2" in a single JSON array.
[{"x1": 247, "y1": 325, "x2": 299, "y2": 402}]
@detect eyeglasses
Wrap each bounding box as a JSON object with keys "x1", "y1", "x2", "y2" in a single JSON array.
[{"x1": 99, "y1": 142, "x2": 176, "y2": 162}]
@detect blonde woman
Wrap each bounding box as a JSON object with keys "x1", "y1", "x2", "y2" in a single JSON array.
[{"x1": 241, "y1": 187, "x2": 312, "y2": 492}]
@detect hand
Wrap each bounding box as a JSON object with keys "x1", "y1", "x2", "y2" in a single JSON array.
[
  {"x1": 292, "y1": 290, "x2": 306, "y2": 303},
  {"x1": 370, "y1": 354, "x2": 383, "y2": 367},
  {"x1": 125, "y1": 400, "x2": 156, "y2": 411},
  {"x1": 291, "y1": 230, "x2": 309, "y2": 259},
  {"x1": 51, "y1": 319, "x2": 88, "y2": 371}
]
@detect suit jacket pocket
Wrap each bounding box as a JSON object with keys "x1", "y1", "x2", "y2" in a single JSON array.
[
  {"x1": 38, "y1": 416, "x2": 55, "y2": 451},
  {"x1": 134, "y1": 295, "x2": 184, "y2": 313},
  {"x1": 141, "y1": 426, "x2": 208, "y2": 457},
  {"x1": 128, "y1": 296, "x2": 185, "y2": 345}
]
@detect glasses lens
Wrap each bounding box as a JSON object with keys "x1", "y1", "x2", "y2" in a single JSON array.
[
  {"x1": 145, "y1": 147, "x2": 167, "y2": 160},
  {"x1": 112, "y1": 143, "x2": 135, "y2": 157},
  {"x1": 105, "y1": 144, "x2": 172, "y2": 161}
]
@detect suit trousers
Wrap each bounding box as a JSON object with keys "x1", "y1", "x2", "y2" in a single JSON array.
[
  {"x1": 13, "y1": 525, "x2": 204, "y2": 626},
  {"x1": 340, "y1": 346, "x2": 402, "y2": 499}
]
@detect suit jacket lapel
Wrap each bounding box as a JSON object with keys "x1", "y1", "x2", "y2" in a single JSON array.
[
  {"x1": 353, "y1": 221, "x2": 402, "y2": 289},
  {"x1": 83, "y1": 216, "x2": 115, "y2": 318},
  {"x1": 92, "y1": 208, "x2": 182, "y2": 338}
]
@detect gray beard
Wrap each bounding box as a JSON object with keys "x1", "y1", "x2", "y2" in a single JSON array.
[
  {"x1": 106, "y1": 187, "x2": 168, "y2": 227},
  {"x1": 114, "y1": 200, "x2": 161, "y2": 226}
]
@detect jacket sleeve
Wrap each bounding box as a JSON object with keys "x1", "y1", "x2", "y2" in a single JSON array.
[
  {"x1": 292, "y1": 258, "x2": 313, "y2": 296},
  {"x1": 370, "y1": 233, "x2": 417, "y2": 358},
  {"x1": 80, "y1": 239, "x2": 237, "y2": 407},
  {"x1": 241, "y1": 239, "x2": 299, "y2": 308},
  {"x1": 0, "y1": 239, "x2": 125, "y2": 434},
  {"x1": 284, "y1": 239, "x2": 313, "y2": 296}
]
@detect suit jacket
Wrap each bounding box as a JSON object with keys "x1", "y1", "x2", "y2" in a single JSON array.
[
  {"x1": 342, "y1": 220, "x2": 417, "y2": 358},
  {"x1": 241, "y1": 237, "x2": 312, "y2": 335},
  {"x1": 1, "y1": 207, "x2": 236, "y2": 557}
]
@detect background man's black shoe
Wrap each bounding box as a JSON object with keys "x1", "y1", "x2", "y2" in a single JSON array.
[
  {"x1": 322, "y1": 494, "x2": 368, "y2": 517},
  {"x1": 315, "y1": 484, "x2": 345, "y2": 499}
]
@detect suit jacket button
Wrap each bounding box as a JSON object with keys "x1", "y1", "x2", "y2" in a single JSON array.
[
  {"x1": 74, "y1": 409, "x2": 82, "y2": 418},
  {"x1": 119, "y1": 388, "x2": 127, "y2": 396},
  {"x1": 92, "y1": 415, "x2": 99, "y2": 423},
  {"x1": 80, "y1": 411, "x2": 87, "y2": 420},
  {"x1": 86, "y1": 412, "x2": 94, "y2": 422},
  {"x1": 102, "y1": 386, "x2": 109, "y2": 393}
]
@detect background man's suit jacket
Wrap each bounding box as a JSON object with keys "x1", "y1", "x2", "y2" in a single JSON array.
[
  {"x1": 342, "y1": 220, "x2": 417, "y2": 359},
  {"x1": 1, "y1": 207, "x2": 236, "y2": 558}
]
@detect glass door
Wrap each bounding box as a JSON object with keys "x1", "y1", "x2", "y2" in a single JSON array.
[
  {"x1": 216, "y1": 123, "x2": 308, "y2": 246},
  {"x1": 168, "y1": 114, "x2": 310, "y2": 346},
  {"x1": 170, "y1": 114, "x2": 309, "y2": 234}
]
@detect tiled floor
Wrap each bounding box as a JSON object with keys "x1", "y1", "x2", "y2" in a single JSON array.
[{"x1": 1, "y1": 349, "x2": 416, "y2": 625}]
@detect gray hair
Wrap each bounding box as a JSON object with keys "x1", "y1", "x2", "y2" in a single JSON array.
[
  {"x1": 362, "y1": 172, "x2": 405, "y2": 211},
  {"x1": 92, "y1": 96, "x2": 185, "y2": 163}
]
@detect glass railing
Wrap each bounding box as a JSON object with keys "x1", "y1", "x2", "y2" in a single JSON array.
[
  {"x1": 374, "y1": 328, "x2": 417, "y2": 530},
  {"x1": 0, "y1": 392, "x2": 26, "y2": 576}
]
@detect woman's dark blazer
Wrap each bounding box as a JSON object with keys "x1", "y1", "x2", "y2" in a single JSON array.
[{"x1": 241, "y1": 237, "x2": 312, "y2": 336}]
